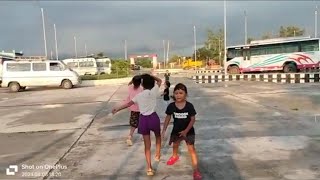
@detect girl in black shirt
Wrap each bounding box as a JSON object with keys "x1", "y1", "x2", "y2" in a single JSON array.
[{"x1": 161, "y1": 83, "x2": 202, "y2": 180}]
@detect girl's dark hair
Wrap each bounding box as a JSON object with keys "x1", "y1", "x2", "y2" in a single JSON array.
[
  {"x1": 140, "y1": 74, "x2": 155, "y2": 90},
  {"x1": 173, "y1": 83, "x2": 188, "y2": 94},
  {"x1": 132, "y1": 75, "x2": 141, "y2": 89}
]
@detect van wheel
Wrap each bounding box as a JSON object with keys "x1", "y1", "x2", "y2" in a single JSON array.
[
  {"x1": 61, "y1": 80, "x2": 73, "y2": 89},
  {"x1": 9, "y1": 82, "x2": 20, "y2": 92}
]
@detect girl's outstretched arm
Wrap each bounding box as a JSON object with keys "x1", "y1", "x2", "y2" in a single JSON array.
[{"x1": 112, "y1": 101, "x2": 134, "y2": 114}]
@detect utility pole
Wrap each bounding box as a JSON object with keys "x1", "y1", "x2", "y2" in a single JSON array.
[
  {"x1": 74, "y1": 36, "x2": 77, "y2": 58},
  {"x1": 244, "y1": 10, "x2": 247, "y2": 44},
  {"x1": 219, "y1": 37, "x2": 222, "y2": 66},
  {"x1": 194, "y1": 25, "x2": 197, "y2": 70},
  {"x1": 224, "y1": 0, "x2": 227, "y2": 75},
  {"x1": 124, "y1": 40, "x2": 127, "y2": 60},
  {"x1": 315, "y1": 5, "x2": 318, "y2": 38},
  {"x1": 167, "y1": 40, "x2": 170, "y2": 66},
  {"x1": 54, "y1": 24, "x2": 59, "y2": 60},
  {"x1": 41, "y1": 8, "x2": 48, "y2": 58},
  {"x1": 163, "y1": 40, "x2": 166, "y2": 68},
  {"x1": 85, "y1": 43, "x2": 88, "y2": 57}
]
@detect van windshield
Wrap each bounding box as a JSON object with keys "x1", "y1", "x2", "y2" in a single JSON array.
[{"x1": 49, "y1": 62, "x2": 65, "y2": 71}]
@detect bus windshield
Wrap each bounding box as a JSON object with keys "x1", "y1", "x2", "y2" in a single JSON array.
[{"x1": 227, "y1": 48, "x2": 242, "y2": 61}]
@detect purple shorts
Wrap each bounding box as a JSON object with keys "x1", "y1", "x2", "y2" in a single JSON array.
[{"x1": 138, "y1": 112, "x2": 161, "y2": 136}]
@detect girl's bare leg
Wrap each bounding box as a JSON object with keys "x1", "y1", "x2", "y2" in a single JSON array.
[
  {"x1": 143, "y1": 135, "x2": 152, "y2": 170},
  {"x1": 172, "y1": 140, "x2": 181, "y2": 157},
  {"x1": 129, "y1": 127, "x2": 136, "y2": 137},
  {"x1": 155, "y1": 133, "x2": 161, "y2": 160},
  {"x1": 187, "y1": 144, "x2": 199, "y2": 171}
]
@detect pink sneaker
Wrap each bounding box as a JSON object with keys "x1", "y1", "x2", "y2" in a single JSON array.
[
  {"x1": 193, "y1": 171, "x2": 202, "y2": 180},
  {"x1": 166, "y1": 156, "x2": 179, "y2": 165}
]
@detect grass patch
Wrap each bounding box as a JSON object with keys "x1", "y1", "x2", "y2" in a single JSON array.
[{"x1": 80, "y1": 73, "x2": 129, "y2": 80}]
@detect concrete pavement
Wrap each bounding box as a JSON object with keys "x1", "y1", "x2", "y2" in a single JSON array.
[{"x1": 1, "y1": 76, "x2": 320, "y2": 179}]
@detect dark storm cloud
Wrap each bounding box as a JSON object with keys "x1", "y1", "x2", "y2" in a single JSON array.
[{"x1": 0, "y1": 1, "x2": 318, "y2": 59}]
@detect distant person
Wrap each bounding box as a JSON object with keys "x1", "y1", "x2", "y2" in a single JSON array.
[
  {"x1": 164, "y1": 70, "x2": 170, "y2": 82},
  {"x1": 112, "y1": 73, "x2": 162, "y2": 176},
  {"x1": 122, "y1": 75, "x2": 143, "y2": 146},
  {"x1": 161, "y1": 83, "x2": 202, "y2": 180},
  {"x1": 161, "y1": 81, "x2": 171, "y2": 107}
]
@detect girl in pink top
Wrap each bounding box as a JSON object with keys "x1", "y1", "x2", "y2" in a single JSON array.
[{"x1": 125, "y1": 75, "x2": 143, "y2": 146}]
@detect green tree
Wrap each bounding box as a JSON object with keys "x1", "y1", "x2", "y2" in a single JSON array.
[
  {"x1": 193, "y1": 47, "x2": 214, "y2": 61},
  {"x1": 111, "y1": 59, "x2": 129, "y2": 75},
  {"x1": 192, "y1": 28, "x2": 224, "y2": 65},
  {"x1": 135, "y1": 57, "x2": 152, "y2": 68},
  {"x1": 279, "y1": 26, "x2": 305, "y2": 37},
  {"x1": 169, "y1": 54, "x2": 180, "y2": 63}
]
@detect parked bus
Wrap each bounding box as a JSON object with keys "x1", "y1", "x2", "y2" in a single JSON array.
[
  {"x1": 62, "y1": 58, "x2": 98, "y2": 75},
  {"x1": 96, "y1": 58, "x2": 111, "y2": 74},
  {"x1": 226, "y1": 37, "x2": 320, "y2": 74}
]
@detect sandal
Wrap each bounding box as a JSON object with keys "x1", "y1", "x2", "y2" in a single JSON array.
[
  {"x1": 147, "y1": 169, "x2": 155, "y2": 176},
  {"x1": 166, "y1": 156, "x2": 179, "y2": 165},
  {"x1": 126, "y1": 136, "x2": 133, "y2": 146},
  {"x1": 193, "y1": 171, "x2": 202, "y2": 180}
]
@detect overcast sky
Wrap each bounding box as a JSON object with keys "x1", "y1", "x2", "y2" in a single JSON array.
[{"x1": 0, "y1": 1, "x2": 318, "y2": 59}]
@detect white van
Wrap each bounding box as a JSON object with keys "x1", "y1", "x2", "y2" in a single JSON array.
[
  {"x1": 1, "y1": 60, "x2": 81, "y2": 92},
  {"x1": 96, "y1": 58, "x2": 112, "y2": 74},
  {"x1": 62, "y1": 58, "x2": 98, "y2": 76}
]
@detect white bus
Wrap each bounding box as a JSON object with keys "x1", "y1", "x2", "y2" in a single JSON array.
[
  {"x1": 226, "y1": 37, "x2": 320, "y2": 74},
  {"x1": 96, "y1": 58, "x2": 112, "y2": 74},
  {"x1": 1, "y1": 60, "x2": 81, "y2": 92},
  {"x1": 62, "y1": 58, "x2": 98, "y2": 76}
]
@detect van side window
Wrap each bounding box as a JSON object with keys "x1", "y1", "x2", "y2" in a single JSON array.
[
  {"x1": 7, "y1": 63, "x2": 31, "y2": 72},
  {"x1": 33, "y1": 63, "x2": 47, "y2": 71},
  {"x1": 67, "y1": 62, "x2": 78, "y2": 68},
  {"x1": 49, "y1": 62, "x2": 63, "y2": 71}
]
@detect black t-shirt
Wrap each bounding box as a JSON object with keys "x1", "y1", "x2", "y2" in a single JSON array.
[
  {"x1": 165, "y1": 101, "x2": 196, "y2": 135},
  {"x1": 164, "y1": 73, "x2": 170, "y2": 81},
  {"x1": 163, "y1": 88, "x2": 170, "y2": 101}
]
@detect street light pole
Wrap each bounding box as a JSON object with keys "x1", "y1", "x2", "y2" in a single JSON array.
[
  {"x1": 54, "y1": 24, "x2": 59, "y2": 60},
  {"x1": 163, "y1": 40, "x2": 166, "y2": 68},
  {"x1": 244, "y1": 10, "x2": 247, "y2": 44},
  {"x1": 74, "y1": 36, "x2": 77, "y2": 58},
  {"x1": 224, "y1": 0, "x2": 227, "y2": 75},
  {"x1": 124, "y1": 40, "x2": 127, "y2": 60},
  {"x1": 85, "y1": 43, "x2": 88, "y2": 57},
  {"x1": 41, "y1": 8, "x2": 48, "y2": 58},
  {"x1": 194, "y1": 25, "x2": 197, "y2": 70},
  {"x1": 315, "y1": 5, "x2": 318, "y2": 38},
  {"x1": 167, "y1": 40, "x2": 170, "y2": 66}
]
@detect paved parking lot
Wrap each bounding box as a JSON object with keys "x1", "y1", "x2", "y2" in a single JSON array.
[{"x1": 1, "y1": 76, "x2": 320, "y2": 180}]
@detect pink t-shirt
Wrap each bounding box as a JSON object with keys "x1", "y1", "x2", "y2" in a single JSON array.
[{"x1": 125, "y1": 84, "x2": 143, "y2": 112}]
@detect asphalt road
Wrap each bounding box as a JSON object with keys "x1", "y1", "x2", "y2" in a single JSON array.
[{"x1": 0, "y1": 75, "x2": 320, "y2": 180}]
